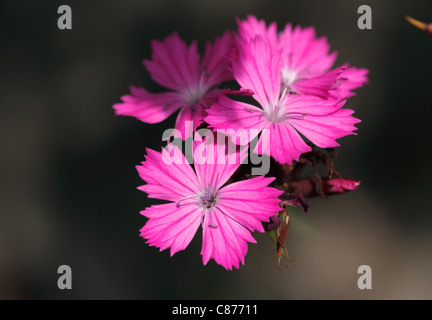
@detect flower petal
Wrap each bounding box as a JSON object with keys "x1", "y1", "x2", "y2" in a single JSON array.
[
  {"x1": 143, "y1": 32, "x2": 201, "y2": 91},
  {"x1": 201, "y1": 30, "x2": 234, "y2": 87},
  {"x1": 290, "y1": 65, "x2": 347, "y2": 98},
  {"x1": 113, "y1": 86, "x2": 183, "y2": 124},
  {"x1": 282, "y1": 94, "x2": 345, "y2": 116},
  {"x1": 137, "y1": 146, "x2": 200, "y2": 201},
  {"x1": 205, "y1": 94, "x2": 267, "y2": 145},
  {"x1": 217, "y1": 176, "x2": 282, "y2": 232},
  {"x1": 236, "y1": 15, "x2": 279, "y2": 49},
  {"x1": 279, "y1": 24, "x2": 337, "y2": 75},
  {"x1": 289, "y1": 108, "x2": 361, "y2": 148},
  {"x1": 174, "y1": 103, "x2": 206, "y2": 140},
  {"x1": 254, "y1": 122, "x2": 311, "y2": 165},
  {"x1": 140, "y1": 203, "x2": 202, "y2": 257},
  {"x1": 201, "y1": 207, "x2": 256, "y2": 270},
  {"x1": 331, "y1": 67, "x2": 369, "y2": 98},
  {"x1": 193, "y1": 137, "x2": 248, "y2": 192},
  {"x1": 231, "y1": 35, "x2": 281, "y2": 110}
]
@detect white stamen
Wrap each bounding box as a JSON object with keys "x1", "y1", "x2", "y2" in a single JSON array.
[
  {"x1": 281, "y1": 69, "x2": 298, "y2": 87},
  {"x1": 177, "y1": 195, "x2": 197, "y2": 207}
]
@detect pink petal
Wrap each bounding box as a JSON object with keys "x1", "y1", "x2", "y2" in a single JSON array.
[
  {"x1": 173, "y1": 89, "x2": 222, "y2": 140},
  {"x1": 136, "y1": 146, "x2": 200, "y2": 202},
  {"x1": 201, "y1": 207, "x2": 257, "y2": 270},
  {"x1": 140, "y1": 202, "x2": 202, "y2": 256},
  {"x1": 254, "y1": 122, "x2": 311, "y2": 165},
  {"x1": 193, "y1": 137, "x2": 248, "y2": 192},
  {"x1": 205, "y1": 94, "x2": 267, "y2": 145},
  {"x1": 174, "y1": 102, "x2": 206, "y2": 140},
  {"x1": 231, "y1": 35, "x2": 282, "y2": 109},
  {"x1": 217, "y1": 176, "x2": 283, "y2": 232},
  {"x1": 290, "y1": 65, "x2": 347, "y2": 98},
  {"x1": 332, "y1": 67, "x2": 369, "y2": 98},
  {"x1": 143, "y1": 32, "x2": 201, "y2": 91},
  {"x1": 279, "y1": 24, "x2": 337, "y2": 75},
  {"x1": 283, "y1": 94, "x2": 345, "y2": 116},
  {"x1": 113, "y1": 86, "x2": 183, "y2": 124},
  {"x1": 201, "y1": 30, "x2": 234, "y2": 87},
  {"x1": 236, "y1": 15, "x2": 279, "y2": 50},
  {"x1": 289, "y1": 108, "x2": 361, "y2": 148}
]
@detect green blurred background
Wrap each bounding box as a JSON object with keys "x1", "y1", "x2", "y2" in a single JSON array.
[{"x1": 1, "y1": 0, "x2": 432, "y2": 299}]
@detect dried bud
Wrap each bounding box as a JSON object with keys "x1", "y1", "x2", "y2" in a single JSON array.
[
  {"x1": 327, "y1": 178, "x2": 361, "y2": 193},
  {"x1": 264, "y1": 215, "x2": 281, "y2": 231}
]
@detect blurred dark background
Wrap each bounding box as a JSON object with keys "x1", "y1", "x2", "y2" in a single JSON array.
[{"x1": 1, "y1": 0, "x2": 432, "y2": 299}]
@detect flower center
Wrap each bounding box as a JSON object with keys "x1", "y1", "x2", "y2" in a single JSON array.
[
  {"x1": 264, "y1": 89, "x2": 289, "y2": 124},
  {"x1": 182, "y1": 72, "x2": 209, "y2": 106},
  {"x1": 265, "y1": 103, "x2": 286, "y2": 123},
  {"x1": 199, "y1": 189, "x2": 218, "y2": 209},
  {"x1": 175, "y1": 189, "x2": 219, "y2": 228},
  {"x1": 176, "y1": 188, "x2": 218, "y2": 210},
  {"x1": 263, "y1": 90, "x2": 308, "y2": 124},
  {"x1": 183, "y1": 86, "x2": 206, "y2": 106}
]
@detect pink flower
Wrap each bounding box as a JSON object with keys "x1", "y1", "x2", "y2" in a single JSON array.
[
  {"x1": 205, "y1": 35, "x2": 361, "y2": 165},
  {"x1": 237, "y1": 15, "x2": 368, "y2": 99},
  {"x1": 136, "y1": 141, "x2": 282, "y2": 270},
  {"x1": 113, "y1": 31, "x2": 233, "y2": 139}
]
